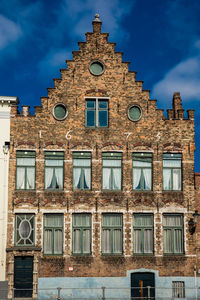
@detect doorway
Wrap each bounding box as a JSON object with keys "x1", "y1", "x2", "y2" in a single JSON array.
[
  {"x1": 131, "y1": 272, "x2": 155, "y2": 299},
  {"x1": 14, "y1": 256, "x2": 33, "y2": 298}
]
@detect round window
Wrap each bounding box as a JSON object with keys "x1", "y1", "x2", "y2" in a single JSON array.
[
  {"x1": 89, "y1": 60, "x2": 104, "y2": 75},
  {"x1": 128, "y1": 105, "x2": 142, "y2": 121},
  {"x1": 19, "y1": 220, "x2": 31, "y2": 239},
  {"x1": 53, "y1": 104, "x2": 67, "y2": 120}
]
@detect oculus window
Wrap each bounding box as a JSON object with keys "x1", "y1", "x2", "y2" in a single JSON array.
[
  {"x1": 45, "y1": 152, "x2": 64, "y2": 190},
  {"x1": 133, "y1": 214, "x2": 154, "y2": 254},
  {"x1": 102, "y1": 152, "x2": 122, "y2": 190},
  {"x1": 73, "y1": 152, "x2": 91, "y2": 190},
  {"x1": 72, "y1": 214, "x2": 91, "y2": 254},
  {"x1": 16, "y1": 151, "x2": 35, "y2": 190},
  {"x1": 163, "y1": 153, "x2": 182, "y2": 191},
  {"x1": 53, "y1": 103, "x2": 67, "y2": 120},
  {"x1": 102, "y1": 214, "x2": 123, "y2": 254},
  {"x1": 15, "y1": 214, "x2": 34, "y2": 246},
  {"x1": 43, "y1": 214, "x2": 63, "y2": 255},
  {"x1": 89, "y1": 60, "x2": 104, "y2": 75},
  {"x1": 133, "y1": 153, "x2": 152, "y2": 191},
  {"x1": 86, "y1": 98, "x2": 108, "y2": 127},
  {"x1": 128, "y1": 105, "x2": 142, "y2": 121},
  {"x1": 163, "y1": 214, "x2": 184, "y2": 254}
]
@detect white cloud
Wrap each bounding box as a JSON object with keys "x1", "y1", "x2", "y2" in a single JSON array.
[
  {"x1": 152, "y1": 51, "x2": 200, "y2": 104},
  {"x1": 0, "y1": 14, "x2": 22, "y2": 49}
]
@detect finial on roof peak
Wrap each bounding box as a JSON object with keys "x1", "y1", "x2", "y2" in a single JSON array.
[{"x1": 93, "y1": 13, "x2": 101, "y2": 22}]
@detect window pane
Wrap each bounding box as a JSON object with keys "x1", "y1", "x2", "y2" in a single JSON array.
[
  {"x1": 73, "y1": 229, "x2": 81, "y2": 253},
  {"x1": 102, "y1": 168, "x2": 111, "y2": 190},
  {"x1": 134, "y1": 229, "x2": 142, "y2": 253},
  {"x1": 163, "y1": 169, "x2": 171, "y2": 190},
  {"x1": 99, "y1": 110, "x2": 108, "y2": 127},
  {"x1": 86, "y1": 101, "x2": 95, "y2": 108},
  {"x1": 144, "y1": 229, "x2": 153, "y2": 253},
  {"x1": 98, "y1": 101, "x2": 108, "y2": 109},
  {"x1": 174, "y1": 229, "x2": 183, "y2": 253},
  {"x1": 133, "y1": 215, "x2": 153, "y2": 226},
  {"x1": 44, "y1": 229, "x2": 52, "y2": 254},
  {"x1": 103, "y1": 215, "x2": 122, "y2": 226},
  {"x1": 73, "y1": 158, "x2": 91, "y2": 167},
  {"x1": 103, "y1": 159, "x2": 121, "y2": 167},
  {"x1": 44, "y1": 214, "x2": 63, "y2": 227},
  {"x1": 113, "y1": 229, "x2": 122, "y2": 253},
  {"x1": 45, "y1": 159, "x2": 63, "y2": 166},
  {"x1": 17, "y1": 158, "x2": 35, "y2": 166},
  {"x1": 163, "y1": 215, "x2": 182, "y2": 226},
  {"x1": 54, "y1": 229, "x2": 63, "y2": 254},
  {"x1": 27, "y1": 168, "x2": 35, "y2": 189},
  {"x1": 113, "y1": 168, "x2": 121, "y2": 190},
  {"x1": 86, "y1": 110, "x2": 95, "y2": 127},
  {"x1": 16, "y1": 168, "x2": 25, "y2": 189},
  {"x1": 83, "y1": 229, "x2": 90, "y2": 253},
  {"x1": 102, "y1": 229, "x2": 111, "y2": 253},
  {"x1": 173, "y1": 169, "x2": 181, "y2": 190},
  {"x1": 163, "y1": 229, "x2": 172, "y2": 253}
]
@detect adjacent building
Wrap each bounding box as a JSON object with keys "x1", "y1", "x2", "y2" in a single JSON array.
[
  {"x1": 6, "y1": 15, "x2": 199, "y2": 299},
  {"x1": 0, "y1": 96, "x2": 18, "y2": 298}
]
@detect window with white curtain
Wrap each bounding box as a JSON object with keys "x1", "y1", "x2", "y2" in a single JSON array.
[
  {"x1": 73, "y1": 152, "x2": 91, "y2": 190},
  {"x1": 45, "y1": 152, "x2": 64, "y2": 189},
  {"x1": 43, "y1": 214, "x2": 63, "y2": 255},
  {"x1": 163, "y1": 214, "x2": 184, "y2": 254},
  {"x1": 72, "y1": 214, "x2": 91, "y2": 254},
  {"x1": 102, "y1": 214, "x2": 122, "y2": 254},
  {"x1": 163, "y1": 153, "x2": 182, "y2": 191},
  {"x1": 102, "y1": 152, "x2": 122, "y2": 190},
  {"x1": 133, "y1": 214, "x2": 154, "y2": 254},
  {"x1": 16, "y1": 151, "x2": 35, "y2": 190},
  {"x1": 15, "y1": 214, "x2": 35, "y2": 246},
  {"x1": 132, "y1": 153, "x2": 152, "y2": 190}
]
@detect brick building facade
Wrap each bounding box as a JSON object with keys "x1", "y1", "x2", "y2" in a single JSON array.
[{"x1": 6, "y1": 15, "x2": 199, "y2": 299}]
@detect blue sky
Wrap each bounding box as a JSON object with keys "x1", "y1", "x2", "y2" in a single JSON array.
[{"x1": 0, "y1": 0, "x2": 199, "y2": 172}]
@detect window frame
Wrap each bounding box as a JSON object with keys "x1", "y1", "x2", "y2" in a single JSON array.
[
  {"x1": 72, "y1": 152, "x2": 91, "y2": 190},
  {"x1": 163, "y1": 214, "x2": 184, "y2": 255},
  {"x1": 132, "y1": 152, "x2": 153, "y2": 191},
  {"x1": 101, "y1": 213, "x2": 123, "y2": 255},
  {"x1": 163, "y1": 153, "x2": 182, "y2": 191},
  {"x1": 85, "y1": 97, "x2": 109, "y2": 128},
  {"x1": 44, "y1": 151, "x2": 64, "y2": 190},
  {"x1": 16, "y1": 151, "x2": 36, "y2": 190},
  {"x1": 43, "y1": 214, "x2": 63, "y2": 255},
  {"x1": 15, "y1": 214, "x2": 35, "y2": 246},
  {"x1": 172, "y1": 281, "x2": 185, "y2": 298},
  {"x1": 72, "y1": 213, "x2": 92, "y2": 255},
  {"x1": 102, "y1": 152, "x2": 122, "y2": 191},
  {"x1": 133, "y1": 213, "x2": 154, "y2": 254}
]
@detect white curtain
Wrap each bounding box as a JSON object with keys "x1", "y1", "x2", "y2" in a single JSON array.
[
  {"x1": 55, "y1": 168, "x2": 63, "y2": 188},
  {"x1": 102, "y1": 229, "x2": 111, "y2": 253},
  {"x1": 44, "y1": 229, "x2": 52, "y2": 254},
  {"x1": 84, "y1": 169, "x2": 91, "y2": 189},
  {"x1": 17, "y1": 168, "x2": 25, "y2": 189},
  {"x1": 83, "y1": 229, "x2": 90, "y2": 253},
  {"x1": 54, "y1": 229, "x2": 62, "y2": 254},
  {"x1": 73, "y1": 229, "x2": 81, "y2": 253},
  {"x1": 163, "y1": 169, "x2": 171, "y2": 190},
  {"x1": 133, "y1": 169, "x2": 141, "y2": 189},
  {"x1": 173, "y1": 169, "x2": 181, "y2": 190},
  {"x1": 134, "y1": 229, "x2": 142, "y2": 253},
  {"x1": 113, "y1": 229, "x2": 122, "y2": 253},
  {"x1": 27, "y1": 168, "x2": 35, "y2": 189},
  {"x1": 144, "y1": 229, "x2": 153, "y2": 253},
  {"x1": 73, "y1": 168, "x2": 81, "y2": 189},
  {"x1": 143, "y1": 169, "x2": 151, "y2": 190},
  {"x1": 113, "y1": 169, "x2": 121, "y2": 189},
  {"x1": 45, "y1": 168, "x2": 53, "y2": 189},
  {"x1": 102, "y1": 168, "x2": 111, "y2": 189},
  {"x1": 163, "y1": 229, "x2": 172, "y2": 253},
  {"x1": 174, "y1": 229, "x2": 183, "y2": 253}
]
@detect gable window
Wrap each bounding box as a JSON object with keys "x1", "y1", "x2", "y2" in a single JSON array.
[
  {"x1": 72, "y1": 214, "x2": 91, "y2": 254},
  {"x1": 86, "y1": 98, "x2": 108, "y2": 127},
  {"x1": 132, "y1": 153, "x2": 152, "y2": 190},
  {"x1": 102, "y1": 152, "x2": 122, "y2": 190},
  {"x1": 15, "y1": 214, "x2": 34, "y2": 246},
  {"x1": 102, "y1": 214, "x2": 122, "y2": 254},
  {"x1": 163, "y1": 153, "x2": 182, "y2": 191},
  {"x1": 45, "y1": 152, "x2": 64, "y2": 190},
  {"x1": 43, "y1": 214, "x2": 63, "y2": 255},
  {"x1": 163, "y1": 214, "x2": 184, "y2": 254},
  {"x1": 172, "y1": 281, "x2": 185, "y2": 298},
  {"x1": 16, "y1": 151, "x2": 35, "y2": 190},
  {"x1": 133, "y1": 214, "x2": 153, "y2": 254},
  {"x1": 73, "y1": 152, "x2": 91, "y2": 190}
]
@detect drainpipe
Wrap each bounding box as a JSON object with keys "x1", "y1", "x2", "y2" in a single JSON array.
[{"x1": 194, "y1": 265, "x2": 197, "y2": 300}]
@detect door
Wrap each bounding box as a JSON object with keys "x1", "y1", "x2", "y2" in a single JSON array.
[
  {"x1": 131, "y1": 272, "x2": 155, "y2": 299},
  {"x1": 14, "y1": 256, "x2": 33, "y2": 298}
]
